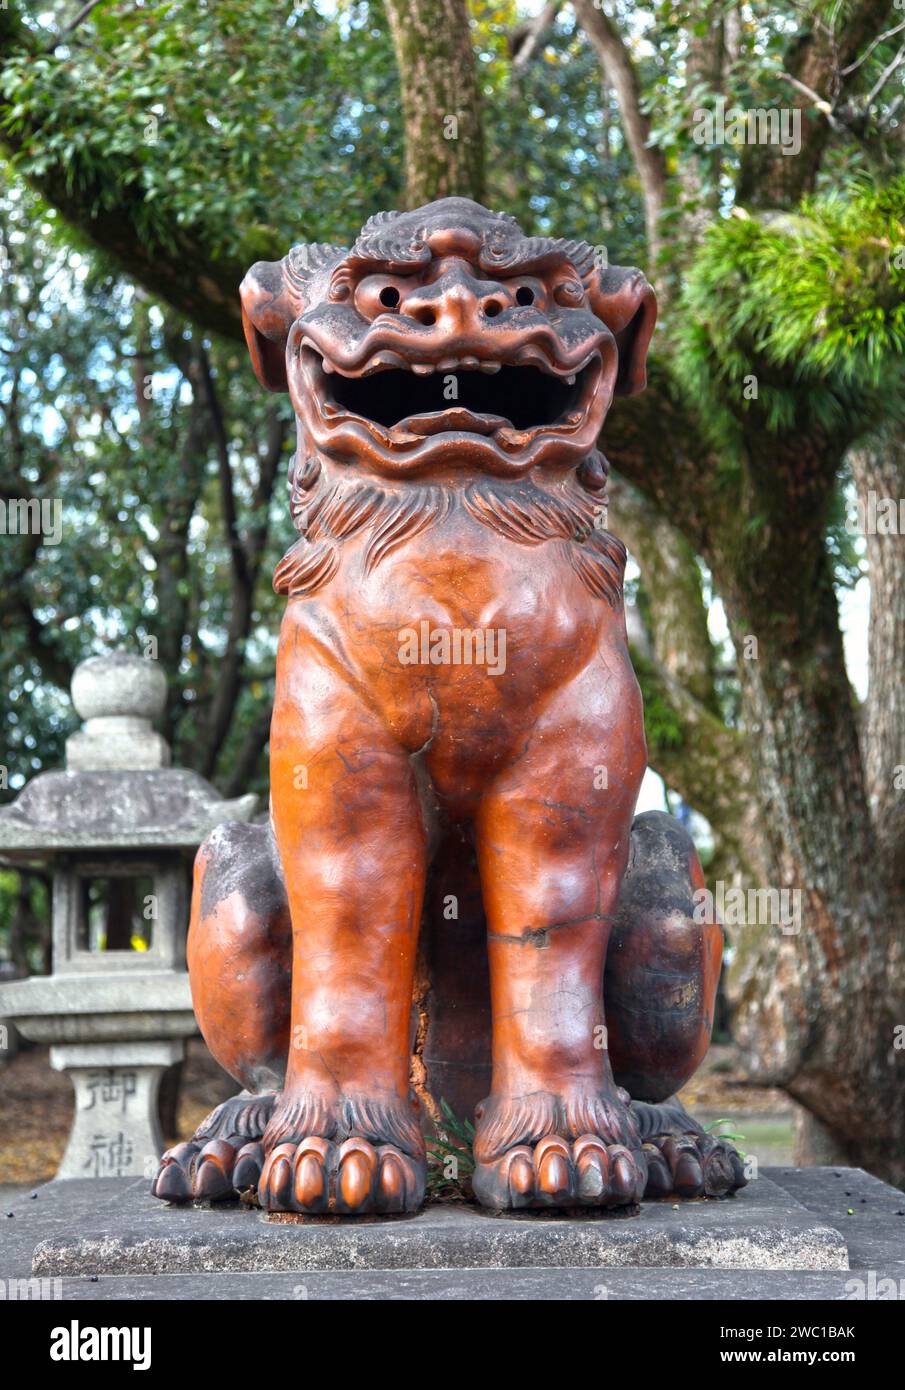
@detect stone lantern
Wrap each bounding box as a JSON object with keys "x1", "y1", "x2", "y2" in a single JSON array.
[{"x1": 0, "y1": 653, "x2": 257, "y2": 1179}]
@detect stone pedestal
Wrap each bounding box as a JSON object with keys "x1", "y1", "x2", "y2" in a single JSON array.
[
  {"x1": 4, "y1": 1167, "x2": 904, "y2": 1301},
  {"x1": 51, "y1": 1041, "x2": 184, "y2": 1180}
]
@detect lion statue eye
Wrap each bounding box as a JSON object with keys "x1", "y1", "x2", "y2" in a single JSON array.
[
  {"x1": 354, "y1": 275, "x2": 406, "y2": 319},
  {"x1": 554, "y1": 280, "x2": 585, "y2": 307}
]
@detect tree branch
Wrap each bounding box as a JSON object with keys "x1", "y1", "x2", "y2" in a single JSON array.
[
  {"x1": 849, "y1": 438, "x2": 905, "y2": 882},
  {"x1": 223, "y1": 700, "x2": 273, "y2": 798},
  {"x1": 600, "y1": 360, "x2": 722, "y2": 551},
  {"x1": 0, "y1": 6, "x2": 254, "y2": 340},
  {"x1": 510, "y1": 0, "x2": 562, "y2": 70},
  {"x1": 632, "y1": 652, "x2": 763, "y2": 884},
  {"x1": 44, "y1": 0, "x2": 108, "y2": 51},
  {"x1": 609, "y1": 473, "x2": 719, "y2": 712},
  {"x1": 0, "y1": 365, "x2": 74, "y2": 692},
  {"x1": 865, "y1": 42, "x2": 905, "y2": 105},
  {"x1": 194, "y1": 352, "x2": 285, "y2": 780},
  {"x1": 737, "y1": 0, "x2": 898, "y2": 208},
  {"x1": 572, "y1": 0, "x2": 667, "y2": 263},
  {"x1": 198, "y1": 347, "x2": 251, "y2": 595},
  {"x1": 842, "y1": 17, "x2": 905, "y2": 75}
]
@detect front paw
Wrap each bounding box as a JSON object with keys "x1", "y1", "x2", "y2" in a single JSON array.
[
  {"x1": 473, "y1": 1134, "x2": 647, "y2": 1211},
  {"x1": 258, "y1": 1136, "x2": 425, "y2": 1214}
]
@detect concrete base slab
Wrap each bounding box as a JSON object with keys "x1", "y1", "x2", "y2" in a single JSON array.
[
  {"x1": 3, "y1": 1167, "x2": 903, "y2": 1298},
  {"x1": 7, "y1": 1171, "x2": 852, "y2": 1277},
  {"x1": 11, "y1": 1266, "x2": 900, "y2": 1300}
]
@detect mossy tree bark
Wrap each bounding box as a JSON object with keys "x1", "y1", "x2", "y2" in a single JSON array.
[
  {"x1": 383, "y1": 0, "x2": 484, "y2": 206},
  {"x1": 608, "y1": 472, "x2": 767, "y2": 889}
]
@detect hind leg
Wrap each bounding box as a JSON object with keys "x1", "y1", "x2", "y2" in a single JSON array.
[
  {"x1": 606, "y1": 811, "x2": 746, "y2": 1197},
  {"x1": 152, "y1": 822, "x2": 292, "y2": 1202},
  {"x1": 632, "y1": 1096, "x2": 747, "y2": 1197}
]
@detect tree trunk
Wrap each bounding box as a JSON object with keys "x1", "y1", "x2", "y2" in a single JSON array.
[
  {"x1": 850, "y1": 436, "x2": 905, "y2": 875},
  {"x1": 572, "y1": 0, "x2": 666, "y2": 265},
  {"x1": 383, "y1": 0, "x2": 484, "y2": 206},
  {"x1": 697, "y1": 458, "x2": 905, "y2": 1183},
  {"x1": 574, "y1": 0, "x2": 905, "y2": 1184},
  {"x1": 737, "y1": 0, "x2": 897, "y2": 210},
  {"x1": 606, "y1": 368, "x2": 905, "y2": 1183},
  {"x1": 609, "y1": 472, "x2": 767, "y2": 889}
]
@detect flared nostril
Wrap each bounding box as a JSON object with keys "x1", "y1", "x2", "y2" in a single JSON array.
[
  {"x1": 483, "y1": 299, "x2": 503, "y2": 318},
  {"x1": 415, "y1": 308, "x2": 437, "y2": 326},
  {"x1": 515, "y1": 286, "x2": 535, "y2": 306}
]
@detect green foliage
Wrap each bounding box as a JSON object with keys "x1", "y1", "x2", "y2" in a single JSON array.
[
  {"x1": 672, "y1": 177, "x2": 905, "y2": 451},
  {"x1": 1, "y1": 0, "x2": 405, "y2": 255},
  {"x1": 425, "y1": 1099, "x2": 476, "y2": 1199},
  {"x1": 0, "y1": 173, "x2": 289, "y2": 798},
  {"x1": 1, "y1": 1, "x2": 646, "y2": 264},
  {"x1": 0, "y1": 0, "x2": 658, "y2": 807},
  {"x1": 703, "y1": 1116, "x2": 746, "y2": 1153},
  {"x1": 826, "y1": 465, "x2": 867, "y2": 592},
  {"x1": 2, "y1": 0, "x2": 904, "y2": 970},
  {"x1": 0, "y1": 868, "x2": 50, "y2": 972},
  {"x1": 477, "y1": 3, "x2": 646, "y2": 260}
]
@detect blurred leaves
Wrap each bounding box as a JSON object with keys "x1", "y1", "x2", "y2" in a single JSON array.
[
  {"x1": 672, "y1": 175, "x2": 905, "y2": 449},
  {"x1": 0, "y1": 173, "x2": 288, "y2": 795}
]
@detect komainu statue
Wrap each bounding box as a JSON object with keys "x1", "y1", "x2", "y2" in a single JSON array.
[{"x1": 152, "y1": 199, "x2": 746, "y2": 1215}]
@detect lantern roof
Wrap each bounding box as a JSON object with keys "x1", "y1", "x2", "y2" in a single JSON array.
[{"x1": 0, "y1": 653, "x2": 257, "y2": 860}]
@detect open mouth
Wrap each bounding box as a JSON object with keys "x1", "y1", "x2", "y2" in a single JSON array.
[
  {"x1": 327, "y1": 363, "x2": 585, "y2": 434},
  {"x1": 296, "y1": 338, "x2": 607, "y2": 475},
  {"x1": 302, "y1": 343, "x2": 601, "y2": 440}
]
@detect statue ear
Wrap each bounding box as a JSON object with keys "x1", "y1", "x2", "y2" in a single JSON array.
[
  {"x1": 239, "y1": 257, "x2": 298, "y2": 393},
  {"x1": 240, "y1": 243, "x2": 346, "y2": 392},
  {"x1": 586, "y1": 265, "x2": 657, "y2": 396}
]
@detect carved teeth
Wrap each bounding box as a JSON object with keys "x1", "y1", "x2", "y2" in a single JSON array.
[
  {"x1": 513, "y1": 347, "x2": 558, "y2": 374},
  {"x1": 497, "y1": 427, "x2": 532, "y2": 446},
  {"x1": 353, "y1": 350, "x2": 411, "y2": 375},
  {"x1": 411, "y1": 363, "x2": 434, "y2": 376},
  {"x1": 566, "y1": 374, "x2": 576, "y2": 386},
  {"x1": 479, "y1": 361, "x2": 501, "y2": 374}
]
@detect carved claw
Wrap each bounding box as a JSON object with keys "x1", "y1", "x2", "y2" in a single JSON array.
[
  {"x1": 256, "y1": 1136, "x2": 425, "y2": 1215},
  {"x1": 150, "y1": 1088, "x2": 278, "y2": 1205},
  {"x1": 151, "y1": 1141, "x2": 200, "y2": 1202},
  {"x1": 194, "y1": 1140, "x2": 239, "y2": 1199},
  {"x1": 643, "y1": 1131, "x2": 747, "y2": 1199},
  {"x1": 151, "y1": 1136, "x2": 269, "y2": 1205},
  {"x1": 232, "y1": 1141, "x2": 266, "y2": 1193},
  {"x1": 472, "y1": 1134, "x2": 647, "y2": 1211}
]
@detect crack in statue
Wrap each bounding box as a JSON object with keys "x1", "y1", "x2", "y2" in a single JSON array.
[{"x1": 152, "y1": 199, "x2": 746, "y2": 1215}]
